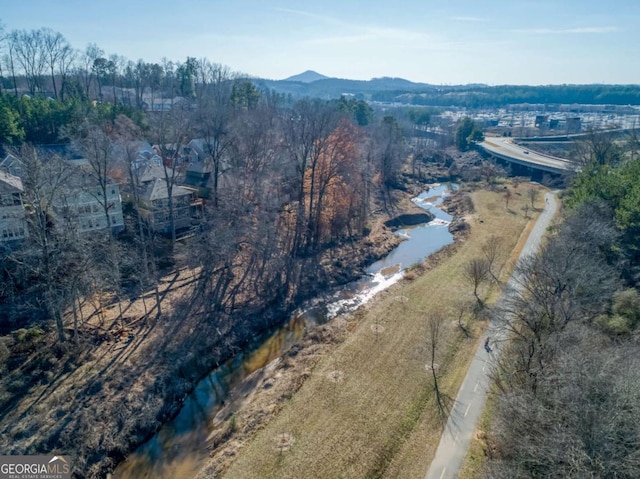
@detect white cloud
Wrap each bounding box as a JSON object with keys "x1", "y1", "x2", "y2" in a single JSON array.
[
  {"x1": 273, "y1": 7, "x2": 353, "y2": 29},
  {"x1": 275, "y1": 7, "x2": 440, "y2": 45},
  {"x1": 451, "y1": 16, "x2": 488, "y2": 22},
  {"x1": 513, "y1": 26, "x2": 620, "y2": 34}
]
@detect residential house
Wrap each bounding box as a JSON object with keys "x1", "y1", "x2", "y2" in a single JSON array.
[
  {"x1": 129, "y1": 141, "x2": 163, "y2": 172},
  {"x1": 138, "y1": 163, "x2": 172, "y2": 185},
  {"x1": 183, "y1": 154, "x2": 211, "y2": 198},
  {"x1": 2, "y1": 151, "x2": 125, "y2": 237},
  {"x1": 143, "y1": 96, "x2": 190, "y2": 112},
  {"x1": 133, "y1": 160, "x2": 198, "y2": 232},
  {"x1": 183, "y1": 138, "x2": 232, "y2": 199},
  {"x1": 139, "y1": 177, "x2": 198, "y2": 234},
  {"x1": 0, "y1": 170, "x2": 28, "y2": 244},
  {"x1": 56, "y1": 159, "x2": 125, "y2": 234}
]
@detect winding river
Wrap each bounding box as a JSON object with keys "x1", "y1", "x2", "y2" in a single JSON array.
[{"x1": 112, "y1": 183, "x2": 456, "y2": 479}]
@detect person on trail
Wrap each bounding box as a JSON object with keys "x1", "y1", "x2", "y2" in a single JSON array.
[{"x1": 484, "y1": 337, "x2": 492, "y2": 353}]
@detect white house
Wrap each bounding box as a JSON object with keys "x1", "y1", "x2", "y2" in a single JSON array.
[
  {"x1": 0, "y1": 170, "x2": 28, "y2": 244},
  {"x1": 60, "y1": 159, "x2": 125, "y2": 233}
]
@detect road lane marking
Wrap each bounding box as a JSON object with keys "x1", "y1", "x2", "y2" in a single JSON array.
[{"x1": 424, "y1": 193, "x2": 559, "y2": 479}]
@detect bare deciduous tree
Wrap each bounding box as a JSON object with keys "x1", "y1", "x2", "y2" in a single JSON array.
[
  {"x1": 482, "y1": 235, "x2": 503, "y2": 283},
  {"x1": 73, "y1": 120, "x2": 119, "y2": 231},
  {"x1": 194, "y1": 64, "x2": 235, "y2": 208},
  {"x1": 426, "y1": 312, "x2": 454, "y2": 428},
  {"x1": 284, "y1": 98, "x2": 340, "y2": 256},
  {"x1": 464, "y1": 258, "x2": 490, "y2": 307},
  {"x1": 41, "y1": 28, "x2": 70, "y2": 100},
  {"x1": 117, "y1": 117, "x2": 163, "y2": 319},
  {"x1": 490, "y1": 326, "x2": 640, "y2": 479},
  {"x1": 9, "y1": 29, "x2": 47, "y2": 95},
  {"x1": 503, "y1": 189, "x2": 512, "y2": 210},
  {"x1": 527, "y1": 187, "x2": 539, "y2": 208},
  {"x1": 12, "y1": 146, "x2": 74, "y2": 342},
  {"x1": 149, "y1": 106, "x2": 193, "y2": 245},
  {"x1": 454, "y1": 297, "x2": 474, "y2": 338}
]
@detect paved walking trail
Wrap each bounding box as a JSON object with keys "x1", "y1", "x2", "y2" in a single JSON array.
[{"x1": 425, "y1": 191, "x2": 558, "y2": 479}]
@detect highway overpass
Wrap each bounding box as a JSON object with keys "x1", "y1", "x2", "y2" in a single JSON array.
[
  {"x1": 518, "y1": 127, "x2": 636, "y2": 143},
  {"x1": 478, "y1": 137, "x2": 577, "y2": 174}
]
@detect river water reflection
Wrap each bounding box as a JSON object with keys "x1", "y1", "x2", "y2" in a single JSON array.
[{"x1": 112, "y1": 183, "x2": 456, "y2": 479}]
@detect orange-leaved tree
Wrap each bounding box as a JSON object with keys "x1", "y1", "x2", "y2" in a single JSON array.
[{"x1": 303, "y1": 119, "x2": 365, "y2": 250}]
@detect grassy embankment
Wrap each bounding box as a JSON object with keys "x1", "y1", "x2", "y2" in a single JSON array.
[{"x1": 211, "y1": 182, "x2": 546, "y2": 479}]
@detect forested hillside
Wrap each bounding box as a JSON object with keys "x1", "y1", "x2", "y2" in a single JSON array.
[{"x1": 0, "y1": 24, "x2": 433, "y2": 479}]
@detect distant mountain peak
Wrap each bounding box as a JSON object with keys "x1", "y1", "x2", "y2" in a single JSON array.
[{"x1": 283, "y1": 70, "x2": 330, "y2": 83}]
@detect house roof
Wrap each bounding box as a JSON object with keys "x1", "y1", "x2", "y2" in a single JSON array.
[
  {"x1": 0, "y1": 170, "x2": 24, "y2": 193},
  {"x1": 36, "y1": 143, "x2": 82, "y2": 160},
  {"x1": 187, "y1": 138, "x2": 207, "y2": 157},
  {"x1": 63, "y1": 159, "x2": 120, "y2": 186},
  {"x1": 0, "y1": 154, "x2": 25, "y2": 176},
  {"x1": 139, "y1": 164, "x2": 173, "y2": 183},
  {"x1": 142, "y1": 96, "x2": 188, "y2": 111},
  {"x1": 186, "y1": 157, "x2": 211, "y2": 174},
  {"x1": 143, "y1": 178, "x2": 195, "y2": 201},
  {"x1": 111, "y1": 140, "x2": 155, "y2": 161}
]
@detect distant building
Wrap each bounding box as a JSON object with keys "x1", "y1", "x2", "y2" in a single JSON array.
[
  {"x1": 535, "y1": 115, "x2": 549, "y2": 129},
  {"x1": 142, "y1": 96, "x2": 190, "y2": 112},
  {"x1": 566, "y1": 117, "x2": 582, "y2": 134},
  {"x1": 113, "y1": 140, "x2": 162, "y2": 172}
]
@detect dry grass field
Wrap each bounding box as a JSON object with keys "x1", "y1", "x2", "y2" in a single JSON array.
[{"x1": 216, "y1": 182, "x2": 546, "y2": 479}]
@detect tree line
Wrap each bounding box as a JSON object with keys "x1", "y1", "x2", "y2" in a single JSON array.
[
  {"x1": 371, "y1": 84, "x2": 640, "y2": 108},
  {"x1": 484, "y1": 136, "x2": 640, "y2": 478},
  {"x1": 0, "y1": 23, "x2": 226, "y2": 104}
]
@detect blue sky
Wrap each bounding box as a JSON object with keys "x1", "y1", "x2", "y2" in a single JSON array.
[{"x1": 1, "y1": 0, "x2": 639, "y2": 85}]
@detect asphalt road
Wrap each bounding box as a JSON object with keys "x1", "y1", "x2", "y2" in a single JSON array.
[
  {"x1": 424, "y1": 190, "x2": 558, "y2": 479},
  {"x1": 480, "y1": 137, "x2": 574, "y2": 172}
]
